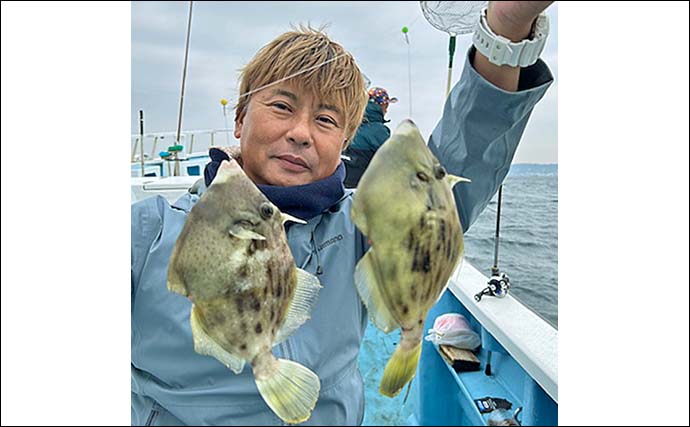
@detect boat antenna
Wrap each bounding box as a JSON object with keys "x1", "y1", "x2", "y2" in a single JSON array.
[
  {"x1": 475, "y1": 183, "x2": 511, "y2": 302},
  {"x1": 173, "y1": 0, "x2": 193, "y2": 176}
]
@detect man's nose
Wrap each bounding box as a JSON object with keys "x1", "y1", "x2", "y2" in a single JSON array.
[{"x1": 286, "y1": 112, "x2": 313, "y2": 146}]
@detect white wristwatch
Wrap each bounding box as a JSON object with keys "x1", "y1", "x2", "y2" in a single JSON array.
[{"x1": 473, "y1": 7, "x2": 549, "y2": 68}]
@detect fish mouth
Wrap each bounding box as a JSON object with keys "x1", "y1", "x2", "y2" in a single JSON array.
[{"x1": 274, "y1": 154, "x2": 310, "y2": 171}]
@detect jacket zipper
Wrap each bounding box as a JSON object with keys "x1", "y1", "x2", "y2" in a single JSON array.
[{"x1": 145, "y1": 407, "x2": 159, "y2": 426}]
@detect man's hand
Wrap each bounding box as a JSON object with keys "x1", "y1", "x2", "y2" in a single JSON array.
[
  {"x1": 487, "y1": 1, "x2": 554, "y2": 42},
  {"x1": 473, "y1": 1, "x2": 554, "y2": 92}
]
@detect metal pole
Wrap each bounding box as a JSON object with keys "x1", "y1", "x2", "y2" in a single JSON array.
[
  {"x1": 152, "y1": 136, "x2": 159, "y2": 159},
  {"x1": 174, "y1": 0, "x2": 193, "y2": 176},
  {"x1": 491, "y1": 184, "x2": 503, "y2": 277},
  {"x1": 445, "y1": 35, "x2": 456, "y2": 98},
  {"x1": 131, "y1": 137, "x2": 139, "y2": 163},
  {"x1": 139, "y1": 110, "x2": 145, "y2": 176}
]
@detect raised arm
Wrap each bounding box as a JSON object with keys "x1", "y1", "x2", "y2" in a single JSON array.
[
  {"x1": 428, "y1": 1, "x2": 555, "y2": 232},
  {"x1": 474, "y1": 1, "x2": 555, "y2": 92}
]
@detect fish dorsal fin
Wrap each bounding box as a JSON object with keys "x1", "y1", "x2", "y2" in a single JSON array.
[
  {"x1": 445, "y1": 174, "x2": 471, "y2": 188},
  {"x1": 354, "y1": 250, "x2": 399, "y2": 333},
  {"x1": 229, "y1": 225, "x2": 266, "y2": 240},
  {"x1": 190, "y1": 305, "x2": 246, "y2": 374},
  {"x1": 281, "y1": 212, "x2": 307, "y2": 225},
  {"x1": 274, "y1": 268, "x2": 322, "y2": 345}
]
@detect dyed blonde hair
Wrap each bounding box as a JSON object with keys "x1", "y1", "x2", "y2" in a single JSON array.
[{"x1": 235, "y1": 26, "x2": 368, "y2": 148}]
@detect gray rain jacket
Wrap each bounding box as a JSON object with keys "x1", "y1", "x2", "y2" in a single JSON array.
[{"x1": 131, "y1": 48, "x2": 553, "y2": 426}]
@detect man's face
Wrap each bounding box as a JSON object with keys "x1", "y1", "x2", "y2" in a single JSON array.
[{"x1": 234, "y1": 82, "x2": 347, "y2": 186}]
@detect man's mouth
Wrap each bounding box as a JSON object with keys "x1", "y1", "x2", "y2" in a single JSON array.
[{"x1": 275, "y1": 154, "x2": 310, "y2": 171}]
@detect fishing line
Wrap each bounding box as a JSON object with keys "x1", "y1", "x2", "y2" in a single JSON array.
[
  {"x1": 402, "y1": 26, "x2": 413, "y2": 118},
  {"x1": 236, "y1": 53, "x2": 350, "y2": 102},
  {"x1": 220, "y1": 98, "x2": 230, "y2": 145},
  {"x1": 221, "y1": 9, "x2": 423, "y2": 117}
]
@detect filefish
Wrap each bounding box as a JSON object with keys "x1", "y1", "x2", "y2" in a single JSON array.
[
  {"x1": 351, "y1": 119, "x2": 470, "y2": 397},
  {"x1": 167, "y1": 159, "x2": 322, "y2": 424}
]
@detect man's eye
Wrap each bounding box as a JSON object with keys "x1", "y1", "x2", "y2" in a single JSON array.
[
  {"x1": 273, "y1": 102, "x2": 291, "y2": 111},
  {"x1": 318, "y1": 116, "x2": 336, "y2": 126}
]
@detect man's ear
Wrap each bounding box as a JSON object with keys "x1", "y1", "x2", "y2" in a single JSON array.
[{"x1": 234, "y1": 113, "x2": 244, "y2": 139}]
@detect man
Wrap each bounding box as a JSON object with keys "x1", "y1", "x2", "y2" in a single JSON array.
[
  {"x1": 343, "y1": 86, "x2": 398, "y2": 188},
  {"x1": 132, "y1": 2, "x2": 554, "y2": 425}
]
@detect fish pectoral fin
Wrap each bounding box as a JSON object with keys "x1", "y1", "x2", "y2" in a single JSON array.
[
  {"x1": 190, "y1": 305, "x2": 246, "y2": 374},
  {"x1": 445, "y1": 174, "x2": 471, "y2": 188},
  {"x1": 228, "y1": 225, "x2": 266, "y2": 241},
  {"x1": 281, "y1": 212, "x2": 307, "y2": 225},
  {"x1": 354, "y1": 250, "x2": 399, "y2": 333},
  {"x1": 274, "y1": 268, "x2": 322, "y2": 344}
]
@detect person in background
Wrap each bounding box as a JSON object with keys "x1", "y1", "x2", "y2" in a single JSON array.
[{"x1": 343, "y1": 87, "x2": 398, "y2": 188}]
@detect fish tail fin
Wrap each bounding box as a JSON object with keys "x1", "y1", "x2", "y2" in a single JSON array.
[
  {"x1": 254, "y1": 357, "x2": 320, "y2": 424},
  {"x1": 379, "y1": 339, "x2": 422, "y2": 397}
]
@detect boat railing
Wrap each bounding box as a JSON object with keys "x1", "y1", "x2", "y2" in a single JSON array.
[
  {"x1": 446, "y1": 261, "x2": 558, "y2": 403},
  {"x1": 131, "y1": 128, "x2": 235, "y2": 162}
]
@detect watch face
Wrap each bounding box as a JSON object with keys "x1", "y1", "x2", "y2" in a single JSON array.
[{"x1": 534, "y1": 13, "x2": 550, "y2": 38}]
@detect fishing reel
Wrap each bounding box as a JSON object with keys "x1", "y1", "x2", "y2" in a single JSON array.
[{"x1": 474, "y1": 271, "x2": 511, "y2": 302}]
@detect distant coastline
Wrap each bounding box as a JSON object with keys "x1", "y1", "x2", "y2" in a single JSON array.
[{"x1": 508, "y1": 163, "x2": 558, "y2": 177}]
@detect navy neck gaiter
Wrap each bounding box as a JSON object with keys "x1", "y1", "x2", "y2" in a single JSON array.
[{"x1": 203, "y1": 148, "x2": 346, "y2": 221}]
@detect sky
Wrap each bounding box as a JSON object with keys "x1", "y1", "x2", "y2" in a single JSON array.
[{"x1": 132, "y1": 1, "x2": 558, "y2": 164}]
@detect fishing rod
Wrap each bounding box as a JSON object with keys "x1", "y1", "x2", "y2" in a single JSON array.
[
  {"x1": 475, "y1": 184, "x2": 512, "y2": 303},
  {"x1": 474, "y1": 183, "x2": 512, "y2": 378}
]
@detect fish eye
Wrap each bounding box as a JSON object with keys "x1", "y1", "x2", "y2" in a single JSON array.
[
  {"x1": 235, "y1": 219, "x2": 254, "y2": 228},
  {"x1": 416, "y1": 171, "x2": 430, "y2": 182},
  {"x1": 433, "y1": 164, "x2": 447, "y2": 180},
  {"x1": 259, "y1": 203, "x2": 274, "y2": 219}
]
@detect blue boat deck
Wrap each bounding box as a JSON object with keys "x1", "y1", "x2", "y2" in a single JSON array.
[{"x1": 360, "y1": 260, "x2": 558, "y2": 426}]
